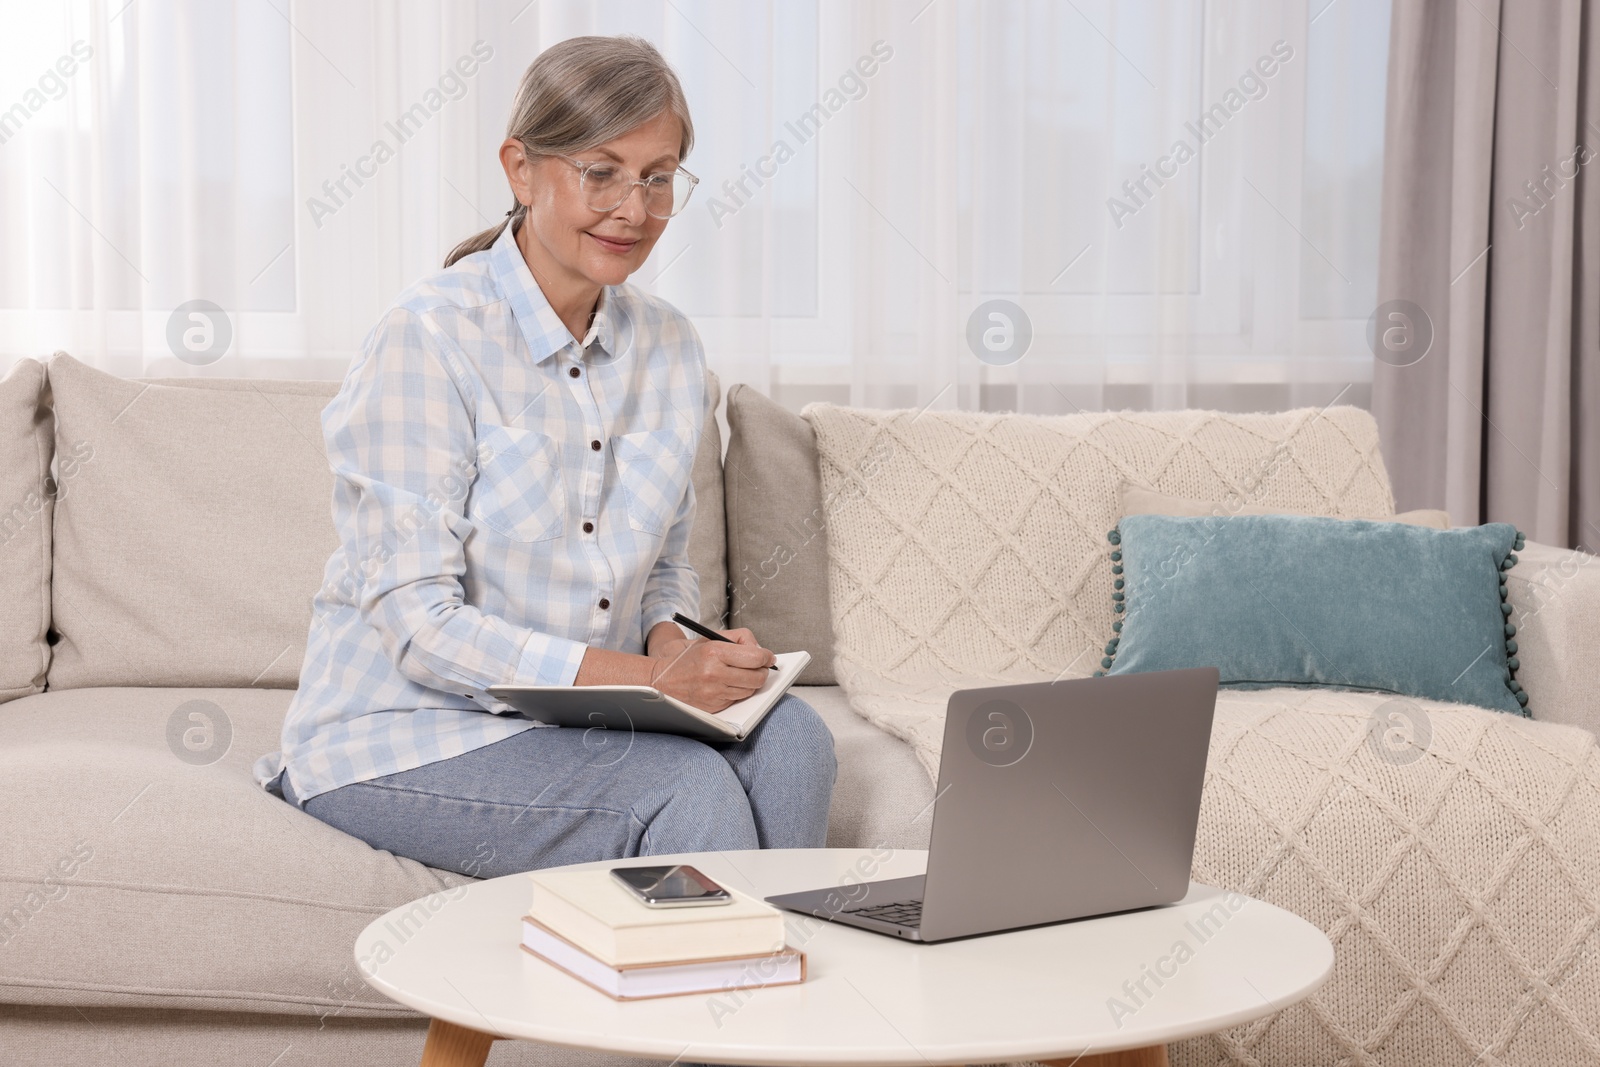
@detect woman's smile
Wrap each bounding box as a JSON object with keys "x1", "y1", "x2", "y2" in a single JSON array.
[{"x1": 586, "y1": 230, "x2": 640, "y2": 255}]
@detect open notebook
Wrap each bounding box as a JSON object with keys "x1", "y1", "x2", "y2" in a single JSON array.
[{"x1": 487, "y1": 651, "x2": 810, "y2": 742}]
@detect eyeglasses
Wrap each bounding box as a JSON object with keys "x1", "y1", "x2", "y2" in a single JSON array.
[{"x1": 557, "y1": 154, "x2": 700, "y2": 219}]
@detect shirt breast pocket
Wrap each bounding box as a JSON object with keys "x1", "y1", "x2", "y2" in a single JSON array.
[
  {"x1": 470, "y1": 423, "x2": 566, "y2": 543},
  {"x1": 613, "y1": 424, "x2": 697, "y2": 538}
]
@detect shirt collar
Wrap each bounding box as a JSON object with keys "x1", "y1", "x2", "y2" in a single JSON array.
[{"x1": 489, "y1": 218, "x2": 616, "y2": 364}]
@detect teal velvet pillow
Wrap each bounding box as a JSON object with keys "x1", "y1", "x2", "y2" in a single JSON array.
[{"x1": 1099, "y1": 515, "x2": 1527, "y2": 716}]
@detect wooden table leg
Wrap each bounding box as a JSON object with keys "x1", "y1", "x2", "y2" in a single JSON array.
[
  {"x1": 419, "y1": 1018, "x2": 497, "y2": 1067},
  {"x1": 1043, "y1": 1046, "x2": 1170, "y2": 1067}
]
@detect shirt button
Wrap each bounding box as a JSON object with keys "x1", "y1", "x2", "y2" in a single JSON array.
[
  {"x1": 590, "y1": 439, "x2": 601, "y2": 451},
  {"x1": 582, "y1": 521, "x2": 594, "y2": 533},
  {"x1": 598, "y1": 597, "x2": 610, "y2": 610},
  {"x1": 569, "y1": 366, "x2": 580, "y2": 378}
]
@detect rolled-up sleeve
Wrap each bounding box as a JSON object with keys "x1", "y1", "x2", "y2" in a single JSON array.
[{"x1": 327, "y1": 308, "x2": 588, "y2": 701}]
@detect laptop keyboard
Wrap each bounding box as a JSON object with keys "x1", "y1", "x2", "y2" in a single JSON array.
[{"x1": 843, "y1": 899, "x2": 922, "y2": 927}]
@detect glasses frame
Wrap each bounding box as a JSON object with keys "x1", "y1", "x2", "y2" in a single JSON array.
[{"x1": 556, "y1": 154, "x2": 700, "y2": 219}]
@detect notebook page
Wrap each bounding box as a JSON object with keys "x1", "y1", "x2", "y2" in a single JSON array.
[{"x1": 710, "y1": 652, "x2": 809, "y2": 731}]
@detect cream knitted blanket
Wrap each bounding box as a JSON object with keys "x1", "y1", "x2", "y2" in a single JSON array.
[{"x1": 803, "y1": 403, "x2": 1600, "y2": 1065}]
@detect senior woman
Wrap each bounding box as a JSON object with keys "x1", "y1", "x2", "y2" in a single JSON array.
[{"x1": 253, "y1": 35, "x2": 836, "y2": 880}]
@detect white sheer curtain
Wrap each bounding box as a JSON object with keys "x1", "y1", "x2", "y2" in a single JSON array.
[{"x1": 0, "y1": 0, "x2": 1391, "y2": 415}]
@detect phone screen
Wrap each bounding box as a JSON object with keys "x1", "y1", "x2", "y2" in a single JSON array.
[{"x1": 610, "y1": 864, "x2": 732, "y2": 906}]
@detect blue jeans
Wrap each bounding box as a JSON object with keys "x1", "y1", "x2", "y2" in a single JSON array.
[{"x1": 278, "y1": 694, "x2": 838, "y2": 879}]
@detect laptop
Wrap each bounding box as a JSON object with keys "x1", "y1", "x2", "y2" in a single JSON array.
[{"x1": 764, "y1": 667, "x2": 1219, "y2": 942}]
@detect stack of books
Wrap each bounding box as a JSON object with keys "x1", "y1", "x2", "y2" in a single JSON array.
[{"x1": 521, "y1": 869, "x2": 807, "y2": 1001}]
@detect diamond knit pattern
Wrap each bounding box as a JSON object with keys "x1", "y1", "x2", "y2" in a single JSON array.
[
  {"x1": 1178, "y1": 691, "x2": 1600, "y2": 1065},
  {"x1": 802, "y1": 403, "x2": 1600, "y2": 1065},
  {"x1": 803, "y1": 403, "x2": 1396, "y2": 742}
]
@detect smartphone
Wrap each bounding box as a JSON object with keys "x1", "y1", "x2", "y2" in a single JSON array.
[{"x1": 610, "y1": 864, "x2": 732, "y2": 907}]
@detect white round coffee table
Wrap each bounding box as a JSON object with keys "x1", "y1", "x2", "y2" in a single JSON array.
[{"x1": 356, "y1": 848, "x2": 1332, "y2": 1067}]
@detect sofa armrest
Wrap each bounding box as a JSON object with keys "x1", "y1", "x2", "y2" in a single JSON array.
[{"x1": 1506, "y1": 540, "x2": 1600, "y2": 737}]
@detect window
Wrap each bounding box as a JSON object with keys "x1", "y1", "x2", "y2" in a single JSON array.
[{"x1": 1, "y1": 0, "x2": 1392, "y2": 414}]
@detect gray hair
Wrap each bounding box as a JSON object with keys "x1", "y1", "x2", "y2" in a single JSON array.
[{"x1": 444, "y1": 34, "x2": 695, "y2": 267}]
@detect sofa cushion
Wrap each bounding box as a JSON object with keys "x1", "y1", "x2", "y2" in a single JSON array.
[
  {"x1": 0, "y1": 358, "x2": 51, "y2": 704},
  {"x1": 45, "y1": 354, "x2": 728, "y2": 690},
  {"x1": 0, "y1": 686, "x2": 460, "y2": 1017},
  {"x1": 1106, "y1": 515, "x2": 1526, "y2": 715},
  {"x1": 724, "y1": 384, "x2": 836, "y2": 684},
  {"x1": 794, "y1": 684, "x2": 934, "y2": 852},
  {"x1": 0, "y1": 683, "x2": 925, "y2": 1015},
  {"x1": 46, "y1": 353, "x2": 343, "y2": 690},
  {"x1": 686, "y1": 369, "x2": 728, "y2": 628}
]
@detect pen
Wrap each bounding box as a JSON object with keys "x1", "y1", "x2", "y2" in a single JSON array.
[{"x1": 671, "y1": 611, "x2": 779, "y2": 669}]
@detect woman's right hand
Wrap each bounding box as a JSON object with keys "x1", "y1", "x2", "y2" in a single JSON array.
[{"x1": 649, "y1": 638, "x2": 775, "y2": 712}]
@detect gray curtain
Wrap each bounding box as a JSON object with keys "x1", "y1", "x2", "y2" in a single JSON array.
[{"x1": 1374, "y1": 0, "x2": 1600, "y2": 550}]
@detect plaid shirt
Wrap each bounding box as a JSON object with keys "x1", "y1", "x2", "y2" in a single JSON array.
[{"x1": 253, "y1": 219, "x2": 707, "y2": 806}]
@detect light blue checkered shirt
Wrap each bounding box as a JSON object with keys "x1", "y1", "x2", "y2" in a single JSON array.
[{"x1": 253, "y1": 219, "x2": 707, "y2": 807}]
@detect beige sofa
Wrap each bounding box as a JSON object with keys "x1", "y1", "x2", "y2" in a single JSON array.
[
  {"x1": 2, "y1": 352, "x2": 1598, "y2": 1066},
  {"x1": 0, "y1": 353, "x2": 930, "y2": 1067}
]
